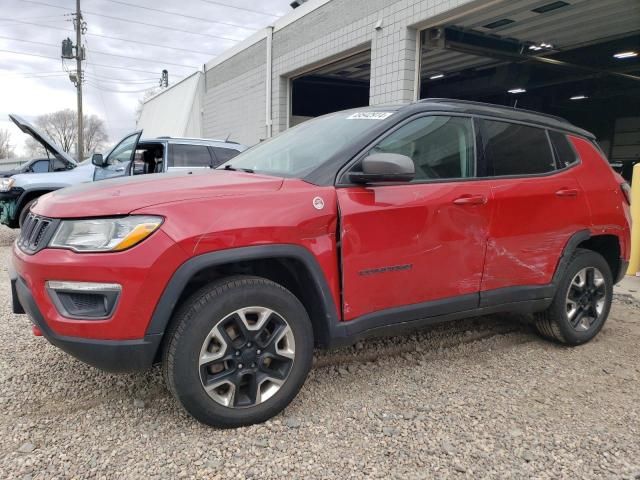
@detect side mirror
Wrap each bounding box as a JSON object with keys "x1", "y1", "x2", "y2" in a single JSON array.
[
  {"x1": 349, "y1": 153, "x2": 415, "y2": 184},
  {"x1": 91, "y1": 153, "x2": 105, "y2": 167}
]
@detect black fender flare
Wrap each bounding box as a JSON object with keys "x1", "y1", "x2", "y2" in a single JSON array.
[
  {"x1": 551, "y1": 229, "x2": 591, "y2": 286},
  {"x1": 145, "y1": 244, "x2": 341, "y2": 345}
]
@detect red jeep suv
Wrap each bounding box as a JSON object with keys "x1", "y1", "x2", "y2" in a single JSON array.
[{"x1": 11, "y1": 99, "x2": 631, "y2": 427}]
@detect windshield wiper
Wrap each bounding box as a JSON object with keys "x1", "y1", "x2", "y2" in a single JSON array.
[{"x1": 223, "y1": 164, "x2": 254, "y2": 173}]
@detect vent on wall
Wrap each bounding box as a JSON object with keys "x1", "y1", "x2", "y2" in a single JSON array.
[
  {"x1": 532, "y1": 1, "x2": 570, "y2": 13},
  {"x1": 483, "y1": 19, "x2": 515, "y2": 29}
]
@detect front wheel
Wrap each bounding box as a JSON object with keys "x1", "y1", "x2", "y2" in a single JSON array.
[
  {"x1": 163, "y1": 276, "x2": 313, "y2": 428},
  {"x1": 535, "y1": 249, "x2": 613, "y2": 345}
]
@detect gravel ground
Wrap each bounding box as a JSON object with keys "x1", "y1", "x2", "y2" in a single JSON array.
[{"x1": 1, "y1": 224, "x2": 639, "y2": 479}]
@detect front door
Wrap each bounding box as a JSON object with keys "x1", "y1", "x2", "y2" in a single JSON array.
[
  {"x1": 94, "y1": 131, "x2": 142, "y2": 181},
  {"x1": 337, "y1": 114, "x2": 493, "y2": 321}
]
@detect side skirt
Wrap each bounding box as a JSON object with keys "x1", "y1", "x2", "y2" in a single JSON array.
[{"x1": 327, "y1": 285, "x2": 554, "y2": 348}]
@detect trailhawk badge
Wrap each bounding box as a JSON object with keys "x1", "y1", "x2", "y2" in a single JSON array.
[{"x1": 312, "y1": 197, "x2": 325, "y2": 210}]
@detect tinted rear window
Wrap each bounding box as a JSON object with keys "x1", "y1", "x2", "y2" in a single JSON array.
[
  {"x1": 481, "y1": 119, "x2": 555, "y2": 176},
  {"x1": 211, "y1": 147, "x2": 240, "y2": 166},
  {"x1": 549, "y1": 130, "x2": 579, "y2": 168},
  {"x1": 170, "y1": 144, "x2": 212, "y2": 167}
]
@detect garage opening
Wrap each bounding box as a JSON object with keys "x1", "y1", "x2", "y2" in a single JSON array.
[
  {"x1": 418, "y1": 0, "x2": 640, "y2": 181},
  {"x1": 290, "y1": 50, "x2": 371, "y2": 126}
]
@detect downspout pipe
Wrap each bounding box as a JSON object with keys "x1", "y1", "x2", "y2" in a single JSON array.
[{"x1": 265, "y1": 26, "x2": 274, "y2": 139}]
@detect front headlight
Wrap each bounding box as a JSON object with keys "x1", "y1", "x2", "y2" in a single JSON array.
[
  {"x1": 49, "y1": 216, "x2": 163, "y2": 252},
  {"x1": 0, "y1": 178, "x2": 15, "y2": 192}
]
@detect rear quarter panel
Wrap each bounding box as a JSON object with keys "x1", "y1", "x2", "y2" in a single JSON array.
[{"x1": 569, "y1": 136, "x2": 631, "y2": 259}]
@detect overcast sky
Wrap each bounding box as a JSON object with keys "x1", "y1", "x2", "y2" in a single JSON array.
[{"x1": 0, "y1": 0, "x2": 292, "y2": 155}]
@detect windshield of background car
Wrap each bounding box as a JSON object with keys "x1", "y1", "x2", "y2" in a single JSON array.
[{"x1": 217, "y1": 110, "x2": 396, "y2": 178}]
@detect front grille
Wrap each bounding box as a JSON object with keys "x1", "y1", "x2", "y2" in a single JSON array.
[{"x1": 18, "y1": 213, "x2": 58, "y2": 254}]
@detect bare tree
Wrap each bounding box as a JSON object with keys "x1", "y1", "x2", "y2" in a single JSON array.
[
  {"x1": 24, "y1": 137, "x2": 48, "y2": 158},
  {"x1": 0, "y1": 129, "x2": 14, "y2": 159},
  {"x1": 35, "y1": 109, "x2": 77, "y2": 154},
  {"x1": 83, "y1": 115, "x2": 108, "y2": 156},
  {"x1": 23, "y1": 110, "x2": 109, "y2": 160}
]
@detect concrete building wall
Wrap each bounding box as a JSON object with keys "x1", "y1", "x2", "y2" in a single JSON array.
[
  {"x1": 201, "y1": 0, "x2": 478, "y2": 144},
  {"x1": 202, "y1": 39, "x2": 267, "y2": 146}
]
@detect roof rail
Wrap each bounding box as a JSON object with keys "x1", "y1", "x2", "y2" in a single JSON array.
[
  {"x1": 419, "y1": 98, "x2": 569, "y2": 125},
  {"x1": 152, "y1": 136, "x2": 239, "y2": 144}
]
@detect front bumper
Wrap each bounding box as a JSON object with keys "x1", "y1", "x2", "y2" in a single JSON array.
[
  {"x1": 13, "y1": 275, "x2": 161, "y2": 372},
  {"x1": 10, "y1": 228, "x2": 189, "y2": 372}
]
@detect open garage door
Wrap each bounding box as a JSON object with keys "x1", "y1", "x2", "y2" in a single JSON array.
[
  {"x1": 418, "y1": 0, "x2": 640, "y2": 181},
  {"x1": 290, "y1": 50, "x2": 371, "y2": 126}
]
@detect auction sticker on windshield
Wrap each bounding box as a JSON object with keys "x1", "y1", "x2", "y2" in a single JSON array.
[{"x1": 346, "y1": 112, "x2": 394, "y2": 120}]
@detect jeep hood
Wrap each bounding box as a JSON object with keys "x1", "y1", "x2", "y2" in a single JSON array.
[
  {"x1": 9, "y1": 114, "x2": 76, "y2": 165},
  {"x1": 33, "y1": 169, "x2": 284, "y2": 218}
]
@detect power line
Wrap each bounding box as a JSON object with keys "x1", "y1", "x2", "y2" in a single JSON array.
[
  {"x1": 99, "y1": 0, "x2": 256, "y2": 31},
  {"x1": 198, "y1": 0, "x2": 280, "y2": 17},
  {"x1": 85, "y1": 82, "x2": 155, "y2": 94},
  {"x1": 0, "y1": 49, "x2": 168, "y2": 75},
  {"x1": 0, "y1": 18, "x2": 221, "y2": 56},
  {"x1": 0, "y1": 35, "x2": 200, "y2": 69},
  {"x1": 20, "y1": 0, "x2": 243, "y2": 42}
]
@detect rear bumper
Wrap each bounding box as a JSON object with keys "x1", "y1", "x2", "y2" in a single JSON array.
[{"x1": 13, "y1": 275, "x2": 161, "y2": 372}]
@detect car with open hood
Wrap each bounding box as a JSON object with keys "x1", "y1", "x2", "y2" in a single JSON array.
[{"x1": 0, "y1": 115, "x2": 246, "y2": 228}]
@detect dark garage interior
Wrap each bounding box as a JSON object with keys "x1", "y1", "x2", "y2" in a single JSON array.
[
  {"x1": 419, "y1": 0, "x2": 640, "y2": 180},
  {"x1": 290, "y1": 50, "x2": 371, "y2": 126}
]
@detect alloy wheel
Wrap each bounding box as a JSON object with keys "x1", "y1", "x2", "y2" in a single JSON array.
[
  {"x1": 565, "y1": 267, "x2": 607, "y2": 332},
  {"x1": 198, "y1": 306, "x2": 295, "y2": 408}
]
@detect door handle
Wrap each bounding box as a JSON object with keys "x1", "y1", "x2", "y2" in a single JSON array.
[
  {"x1": 453, "y1": 195, "x2": 487, "y2": 205},
  {"x1": 115, "y1": 167, "x2": 125, "y2": 173},
  {"x1": 555, "y1": 188, "x2": 578, "y2": 197}
]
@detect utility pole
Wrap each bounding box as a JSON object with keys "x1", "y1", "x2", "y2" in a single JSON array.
[{"x1": 74, "y1": 0, "x2": 84, "y2": 160}]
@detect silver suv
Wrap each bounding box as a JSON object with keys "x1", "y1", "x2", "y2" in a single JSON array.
[{"x1": 0, "y1": 117, "x2": 246, "y2": 228}]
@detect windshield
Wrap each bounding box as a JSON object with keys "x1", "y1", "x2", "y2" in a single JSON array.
[{"x1": 217, "y1": 110, "x2": 395, "y2": 177}]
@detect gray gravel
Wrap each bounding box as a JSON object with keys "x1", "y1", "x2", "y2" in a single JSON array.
[{"x1": 1, "y1": 224, "x2": 640, "y2": 479}]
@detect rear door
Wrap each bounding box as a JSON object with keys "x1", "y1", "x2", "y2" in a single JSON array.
[
  {"x1": 167, "y1": 143, "x2": 214, "y2": 172},
  {"x1": 337, "y1": 114, "x2": 493, "y2": 321},
  {"x1": 478, "y1": 119, "x2": 591, "y2": 295}
]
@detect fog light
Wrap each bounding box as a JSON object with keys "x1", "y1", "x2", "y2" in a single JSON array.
[{"x1": 46, "y1": 281, "x2": 121, "y2": 319}]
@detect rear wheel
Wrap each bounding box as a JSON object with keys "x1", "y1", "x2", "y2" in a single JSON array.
[
  {"x1": 535, "y1": 249, "x2": 612, "y2": 345},
  {"x1": 163, "y1": 276, "x2": 313, "y2": 428}
]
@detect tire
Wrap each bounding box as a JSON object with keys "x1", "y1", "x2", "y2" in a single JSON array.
[
  {"x1": 18, "y1": 198, "x2": 37, "y2": 228},
  {"x1": 535, "y1": 248, "x2": 613, "y2": 345},
  {"x1": 163, "y1": 276, "x2": 314, "y2": 428}
]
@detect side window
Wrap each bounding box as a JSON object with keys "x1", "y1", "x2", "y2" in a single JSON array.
[
  {"x1": 52, "y1": 158, "x2": 69, "y2": 171},
  {"x1": 169, "y1": 144, "x2": 212, "y2": 168},
  {"x1": 481, "y1": 120, "x2": 555, "y2": 176},
  {"x1": 368, "y1": 115, "x2": 475, "y2": 180},
  {"x1": 549, "y1": 130, "x2": 579, "y2": 168},
  {"x1": 30, "y1": 160, "x2": 49, "y2": 173},
  {"x1": 211, "y1": 147, "x2": 240, "y2": 167}
]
